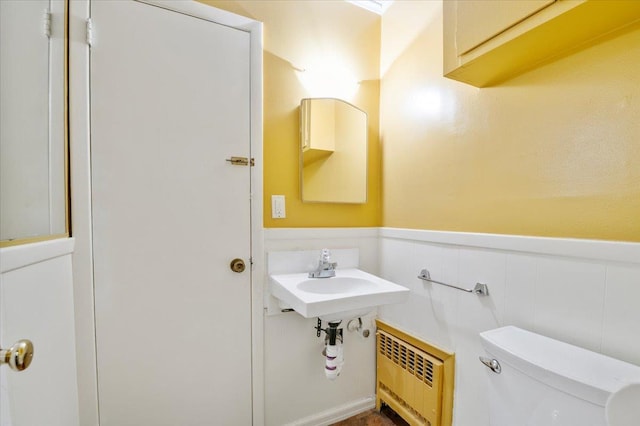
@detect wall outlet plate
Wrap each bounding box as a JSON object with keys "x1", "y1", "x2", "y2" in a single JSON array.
[{"x1": 271, "y1": 195, "x2": 286, "y2": 218}]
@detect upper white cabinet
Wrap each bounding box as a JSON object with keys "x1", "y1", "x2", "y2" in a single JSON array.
[{"x1": 444, "y1": 0, "x2": 640, "y2": 87}]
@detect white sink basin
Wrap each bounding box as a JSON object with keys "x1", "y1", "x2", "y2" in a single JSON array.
[
  {"x1": 297, "y1": 277, "x2": 372, "y2": 294},
  {"x1": 269, "y1": 268, "x2": 409, "y2": 322}
]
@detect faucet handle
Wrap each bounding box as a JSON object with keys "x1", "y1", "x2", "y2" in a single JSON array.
[{"x1": 321, "y1": 249, "x2": 331, "y2": 262}]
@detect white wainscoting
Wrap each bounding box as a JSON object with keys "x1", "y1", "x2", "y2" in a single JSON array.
[{"x1": 377, "y1": 227, "x2": 640, "y2": 426}]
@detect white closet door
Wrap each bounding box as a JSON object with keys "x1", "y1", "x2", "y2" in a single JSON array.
[{"x1": 90, "y1": 1, "x2": 252, "y2": 425}]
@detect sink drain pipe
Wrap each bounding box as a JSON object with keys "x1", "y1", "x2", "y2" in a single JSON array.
[{"x1": 320, "y1": 321, "x2": 344, "y2": 380}]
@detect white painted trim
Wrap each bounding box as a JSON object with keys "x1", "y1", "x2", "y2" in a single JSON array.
[
  {"x1": 135, "y1": 0, "x2": 258, "y2": 31},
  {"x1": 380, "y1": 227, "x2": 640, "y2": 264},
  {"x1": 267, "y1": 227, "x2": 639, "y2": 264},
  {"x1": 247, "y1": 15, "x2": 266, "y2": 426},
  {"x1": 265, "y1": 227, "x2": 380, "y2": 241},
  {"x1": 346, "y1": 1, "x2": 393, "y2": 16},
  {"x1": 69, "y1": 1, "x2": 100, "y2": 425},
  {"x1": 0, "y1": 238, "x2": 75, "y2": 273},
  {"x1": 283, "y1": 396, "x2": 376, "y2": 426}
]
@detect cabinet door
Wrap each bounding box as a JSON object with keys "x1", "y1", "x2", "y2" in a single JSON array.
[
  {"x1": 456, "y1": 0, "x2": 555, "y2": 54},
  {"x1": 1, "y1": 242, "x2": 80, "y2": 426}
]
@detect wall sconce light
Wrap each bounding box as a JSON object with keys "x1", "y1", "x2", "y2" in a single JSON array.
[{"x1": 294, "y1": 61, "x2": 360, "y2": 101}]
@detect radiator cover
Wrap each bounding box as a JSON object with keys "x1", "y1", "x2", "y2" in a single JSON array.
[{"x1": 376, "y1": 321, "x2": 455, "y2": 426}]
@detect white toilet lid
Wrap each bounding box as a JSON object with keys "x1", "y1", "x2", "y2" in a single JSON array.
[{"x1": 606, "y1": 383, "x2": 640, "y2": 426}]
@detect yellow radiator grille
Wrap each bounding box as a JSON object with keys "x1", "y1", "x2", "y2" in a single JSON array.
[
  {"x1": 379, "y1": 382, "x2": 429, "y2": 425},
  {"x1": 379, "y1": 331, "x2": 435, "y2": 386},
  {"x1": 376, "y1": 330, "x2": 444, "y2": 426}
]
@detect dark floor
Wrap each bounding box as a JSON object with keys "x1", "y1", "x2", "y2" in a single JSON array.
[{"x1": 331, "y1": 406, "x2": 409, "y2": 426}]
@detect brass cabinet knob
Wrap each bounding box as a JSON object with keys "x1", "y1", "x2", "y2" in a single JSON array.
[
  {"x1": 1, "y1": 339, "x2": 34, "y2": 372},
  {"x1": 230, "y1": 258, "x2": 246, "y2": 273}
]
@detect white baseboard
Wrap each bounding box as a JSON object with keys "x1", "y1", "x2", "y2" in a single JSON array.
[{"x1": 283, "y1": 396, "x2": 376, "y2": 426}]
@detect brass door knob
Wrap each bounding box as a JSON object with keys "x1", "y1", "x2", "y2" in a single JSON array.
[
  {"x1": 1, "y1": 339, "x2": 34, "y2": 372},
  {"x1": 230, "y1": 258, "x2": 246, "y2": 273}
]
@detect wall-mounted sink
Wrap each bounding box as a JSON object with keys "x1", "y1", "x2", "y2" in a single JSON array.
[{"x1": 269, "y1": 268, "x2": 409, "y2": 322}]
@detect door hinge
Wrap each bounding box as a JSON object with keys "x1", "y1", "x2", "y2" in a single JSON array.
[
  {"x1": 225, "y1": 156, "x2": 254, "y2": 166},
  {"x1": 86, "y1": 18, "x2": 93, "y2": 47},
  {"x1": 44, "y1": 10, "x2": 52, "y2": 38}
]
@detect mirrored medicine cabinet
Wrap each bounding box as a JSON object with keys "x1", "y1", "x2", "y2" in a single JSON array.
[
  {"x1": 0, "y1": 0, "x2": 69, "y2": 246},
  {"x1": 299, "y1": 98, "x2": 367, "y2": 204}
]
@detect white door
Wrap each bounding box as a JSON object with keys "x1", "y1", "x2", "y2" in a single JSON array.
[{"x1": 89, "y1": 1, "x2": 252, "y2": 425}]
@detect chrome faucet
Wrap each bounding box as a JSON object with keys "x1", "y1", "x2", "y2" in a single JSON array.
[{"x1": 309, "y1": 249, "x2": 337, "y2": 278}]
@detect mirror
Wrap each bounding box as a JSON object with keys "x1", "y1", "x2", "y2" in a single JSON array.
[
  {"x1": 0, "y1": 0, "x2": 68, "y2": 245},
  {"x1": 300, "y1": 98, "x2": 367, "y2": 203}
]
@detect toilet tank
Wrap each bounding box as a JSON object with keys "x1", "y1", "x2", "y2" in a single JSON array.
[{"x1": 480, "y1": 326, "x2": 640, "y2": 426}]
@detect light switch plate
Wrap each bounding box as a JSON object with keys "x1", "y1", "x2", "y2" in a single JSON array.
[{"x1": 271, "y1": 195, "x2": 286, "y2": 218}]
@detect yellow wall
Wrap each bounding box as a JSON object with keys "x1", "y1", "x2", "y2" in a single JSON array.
[
  {"x1": 201, "y1": 0, "x2": 639, "y2": 241},
  {"x1": 201, "y1": 1, "x2": 381, "y2": 228},
  {"x1": 381, "y1": 1, "x2": 640, "y2": 242}
]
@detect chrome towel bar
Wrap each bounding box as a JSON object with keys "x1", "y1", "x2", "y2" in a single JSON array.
[{"x1": 417, "y1": 269, "x2": 489, "y2": 296}]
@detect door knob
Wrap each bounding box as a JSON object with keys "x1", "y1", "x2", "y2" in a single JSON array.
[
  {"x1": 230, "y1": 258, "x2": 246, "y2": 273},
  {"x1": 1, "y1": 339, "x2": 34, "y2": 372}
]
